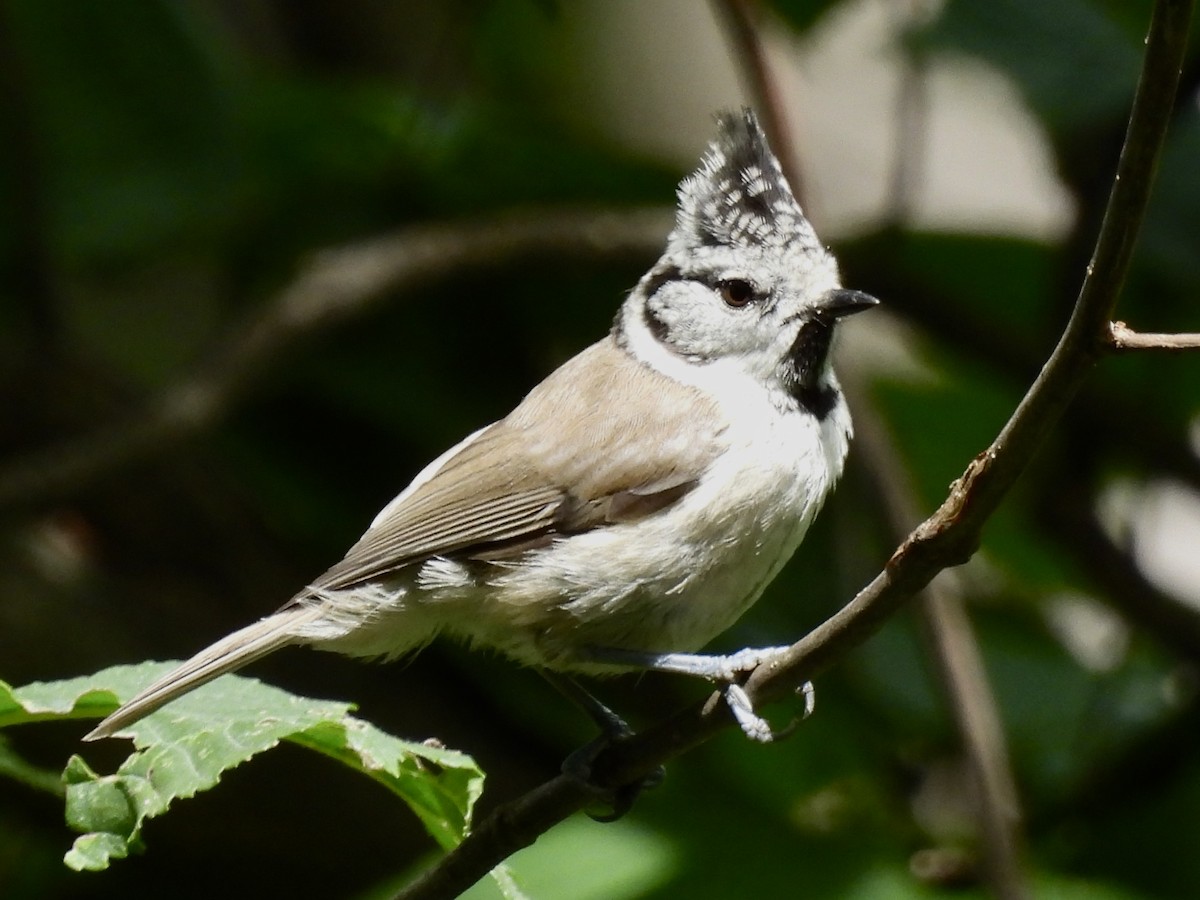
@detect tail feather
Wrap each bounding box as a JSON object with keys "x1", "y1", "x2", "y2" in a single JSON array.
[{"x1": 84, "y1": 605, "x2": 322, "y2": 741}]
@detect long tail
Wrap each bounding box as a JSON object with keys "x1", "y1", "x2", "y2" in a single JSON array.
[{"x1": 84, "y1": 604, "x2": 324, "y2": 741}]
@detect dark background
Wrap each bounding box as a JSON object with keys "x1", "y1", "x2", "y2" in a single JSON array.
[{"x1": 2, "y1": 1, "x2": 1200, "y2": 897}]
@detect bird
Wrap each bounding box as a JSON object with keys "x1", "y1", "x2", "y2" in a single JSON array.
[{"x1": 84, "y1": 108, "x2": 877, "y2": 749}]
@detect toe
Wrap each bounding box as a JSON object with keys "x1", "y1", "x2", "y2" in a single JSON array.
[{"x1": 562, "y1": 735, "x2": 665, "y2": 821}]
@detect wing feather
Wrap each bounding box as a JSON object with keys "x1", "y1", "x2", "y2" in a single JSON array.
[{"x1": 307, "y1": 338, "x2": 725, "y2": 592}]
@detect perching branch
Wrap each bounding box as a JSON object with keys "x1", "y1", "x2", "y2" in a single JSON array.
[
  {"x1": 0, "y1": 208, "x2": 670, "y2": 513},
  {"x1": 719, "y1": 2, "x2": 1027, "y2": 893},
  {"x1": 736, "y1": 0, "x2": 1194, "y2": 765},
  {"x1": 740, "y1": 0, "x2": 1194, "y2": 713},
  {"x1": 392, "y1": 1, "x2": 1196, "y2": 897}
]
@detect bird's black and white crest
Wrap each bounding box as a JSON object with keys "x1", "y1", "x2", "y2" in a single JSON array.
[{"x1": 671, "y1": 108, "x2": 821, "y2": 256}]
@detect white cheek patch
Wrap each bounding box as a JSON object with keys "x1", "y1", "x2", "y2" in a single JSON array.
[{"x1": 648, "y1": 280, "x2": 751, "y2": 361}]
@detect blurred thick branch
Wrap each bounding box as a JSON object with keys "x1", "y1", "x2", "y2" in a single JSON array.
[
  {"x1": 0, "y1": 208, "x2": 670, "y2": 513},
  {"x1": 395, "y1": 1, "x2": 1196, "y2": 897}
]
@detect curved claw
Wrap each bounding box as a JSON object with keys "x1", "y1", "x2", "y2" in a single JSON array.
[
  {"x1": 798, "y1": 680, "x2": 816, "y2": 719},
  {"x1": 585, "y1": 765, "x2": 666, "y2": 823},
  {"x1": 724, "y1": 681, "x2": 816, "y2": 743}
]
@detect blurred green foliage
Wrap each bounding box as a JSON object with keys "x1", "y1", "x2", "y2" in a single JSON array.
[{"x1": 1, "y1": 1, "x2": 1198, "y2": 898}]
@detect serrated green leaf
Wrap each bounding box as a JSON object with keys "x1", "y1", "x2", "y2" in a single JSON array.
[
  {"x1": 3, "y1": 663, "x2": 483, "y2": 871},
  {"x1": 62, "y1": 764, "x2": 142, "y2": 836},
  {"x1": 0, "y1": 677, "x2": 120, "y2": 728}
]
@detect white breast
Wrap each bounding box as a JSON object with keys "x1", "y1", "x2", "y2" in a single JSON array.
[{"x1": 470, "y1": 353, "x2": 851, "y2": 673}]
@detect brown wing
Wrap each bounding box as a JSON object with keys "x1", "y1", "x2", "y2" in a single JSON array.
[{"x1": 308, "y1": 338, "x2": 725, "y2": 592}]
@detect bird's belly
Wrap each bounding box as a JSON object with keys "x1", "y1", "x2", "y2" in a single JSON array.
[{"x1": 471, "y1": 413, "x2": 840, "y2": 672}]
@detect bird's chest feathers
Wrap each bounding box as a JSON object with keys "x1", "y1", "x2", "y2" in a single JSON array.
[
  {"x1": 538, "y1": 386, "x2": 845, "y2": 656},
  {"x1": 672, "y1": 395, "x2": 839, "y2": 604},
  {"x1": 468, "y1": 353, "x2": 851, "y2": 663}
]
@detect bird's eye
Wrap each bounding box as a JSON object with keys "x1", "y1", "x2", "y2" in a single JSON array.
[{"x1": 718, "y1": 279, "x2": 755, "y2": 308}]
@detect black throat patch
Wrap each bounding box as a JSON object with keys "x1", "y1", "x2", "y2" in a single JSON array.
[{"x1": 785, "y1": 319, "x2": 839, "y2": 419}]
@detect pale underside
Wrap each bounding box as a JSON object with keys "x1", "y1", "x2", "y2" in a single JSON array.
[{"x1": 291, "y1": 337, "x2": 846, "y2": 673}]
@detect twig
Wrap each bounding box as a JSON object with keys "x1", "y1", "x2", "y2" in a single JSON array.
[
  {"x1": 836, "y1": 239, "x2": 1200, "y2": 491},
  {"x1": 1108, "y1": 321, "x2": 1200, "y2": 351},
  {"x1": 709, "y1": 0, "x2": 805, "y2": 199},
  {"x1": 391, "y1": 1, "x2": 1195, "y2": 896},
  {"x1": 0, "y1": 208, "x2": 671, "y2": 513},
  {"x1": 884, "y1": 0, "x2": 931, "y2": 225}
]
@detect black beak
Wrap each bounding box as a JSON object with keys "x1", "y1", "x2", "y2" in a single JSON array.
[{"x1": 815, "y1": 288, "x2": 880, "y2": 321}]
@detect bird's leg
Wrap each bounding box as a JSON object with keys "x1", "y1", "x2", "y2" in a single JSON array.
[
  {"x1": 542, "y1": 672, "x2": 664, "y2": 822},
  {"x1": 543, "y1": 670, "x2": 634, "y2": 737},
  {"x1": 583, "y1": 645, "x2": 814, "y2": 743}
]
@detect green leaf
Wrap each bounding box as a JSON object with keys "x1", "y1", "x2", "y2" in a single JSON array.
[
  {"x1": 63, "y1": 831, "x2": 134, "y2": 873},
  {"x1": 0, "y1": 677, "x2": 120, "y2": 728},
  {"x1": 458, "y1": 816, "x2": 680, "y2": 900},
  {"x1": 2, "y1": 664, "x2": 482, "y2": 871}
]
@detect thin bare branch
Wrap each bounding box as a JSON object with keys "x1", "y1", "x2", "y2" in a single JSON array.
[
  {"x1": 884, "y1": 1, "x2": 932, "y2": 224},
  {"x1": 710, "y1": 0, "x2": 806, "y2": 198},
  {"x1": 1108, "y1": 321, "x2": 1200, "y2": 351},
  {"x1": 836, "y1": 239, "x2": 1200, "y2": 491},
  {"x1": 0, "y1": 208, "x2": 671, "y2": 513},
  {"x1": 392, "y1": 1, "x2": 1195, "y2": 895},
  {"x1": 742, "y1": 0, "x2": 1193, "y2": 699}
]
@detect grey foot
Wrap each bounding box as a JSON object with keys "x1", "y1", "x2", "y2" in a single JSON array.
[
  {"x1": 583, "y1": 644, "x2": 813, "y2": 742},
  {"x1": 595, "y1": 644, "x2": 794, "y2": 681}
]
